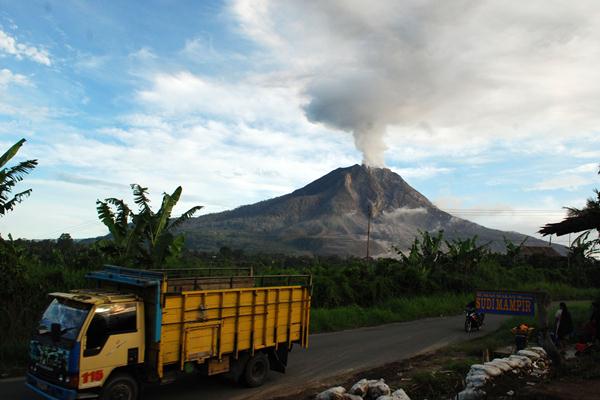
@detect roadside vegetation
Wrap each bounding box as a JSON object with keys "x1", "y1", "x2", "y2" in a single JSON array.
[
  {"x1": 1, "y1": 233, "x2": 599, "y2": 376},
  {"x1": 0, "y1": 140, "x2": 598, "y2": 377}
]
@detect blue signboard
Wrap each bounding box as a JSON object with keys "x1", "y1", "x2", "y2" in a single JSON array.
[{"x1": 476, "y1": 290, "x2": 536, "y2": 316}]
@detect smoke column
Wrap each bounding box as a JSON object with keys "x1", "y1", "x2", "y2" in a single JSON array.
[{"x1": 234, "y1": 0, "x2": 600, "y2": 167}]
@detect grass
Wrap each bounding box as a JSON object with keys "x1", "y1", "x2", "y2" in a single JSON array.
[
  {"x1": 310, "y1": 293, "x2": 473, "y2": 333},
  {"x1": 515, "y1": 282, "x2": 600, "y2": 301}
]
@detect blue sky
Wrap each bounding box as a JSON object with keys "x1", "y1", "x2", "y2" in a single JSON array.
[{"x1": 0, "y1": 1, "x2": 599, "y2": 246}]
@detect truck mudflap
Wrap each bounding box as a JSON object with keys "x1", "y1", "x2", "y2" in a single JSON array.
[
  {"x1": 267, "y1": 346, "x2": 290, "y2": 373},
  {"x1": 26, "y1": 373, "x2": 79, "y2": 400}
]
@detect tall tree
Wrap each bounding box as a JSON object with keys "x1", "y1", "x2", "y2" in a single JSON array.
[
  {"x1": 96, "y1": 184, "x2": 202, "y2": 267},
  {"x1": 0, "y1": 139, "x2": 38, "y2": 217},
  {"x1": 539, "y1": 164, "x2": 599, "y2": 256}
]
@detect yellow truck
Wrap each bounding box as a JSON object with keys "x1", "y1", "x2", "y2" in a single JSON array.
[{"x1": 26, "y1": 265, "x2": 312, "y2": 400}]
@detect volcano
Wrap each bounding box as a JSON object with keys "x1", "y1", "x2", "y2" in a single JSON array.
[{"x1": 181, "y1": 165, "x2": 551, "y2": 257}]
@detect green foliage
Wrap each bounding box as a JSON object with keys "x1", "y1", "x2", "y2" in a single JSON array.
[
  {"x1": 570, "y1": 230, "x2": 599, "y2": 259},
  {"x1": 96, "y1": 184, "x2": 202, "y2": 268},
  {"x1": 443, "y1": 357, "x2": 480, "y2": 375},
  {"x1": 0, "y1": 138, "x2": 38, "y2": 217},
  {"x1": 411, "y1": 370, "x2": 461, "y2": 398},
  {"x1": 0, "y1": 236, "x2": 96, "y2": 375},
  {"x1": 310, "y1": 293, "x2": 473, "y2": 333}
]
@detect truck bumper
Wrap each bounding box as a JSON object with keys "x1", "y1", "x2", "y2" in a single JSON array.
[{"x1": 26, "y1": 373, "x2": 78, "y2": 400}]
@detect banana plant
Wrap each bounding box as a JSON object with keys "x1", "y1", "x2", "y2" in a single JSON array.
[
  {"x1": 0, "y1": 138, "x2": 38, "y2": 218},
  {"x1": 96, "y1": 184, "x2": 202, "y2": 268},
  {"x1": 445, "y1": 235, "x2": 489, "y2": 274}
]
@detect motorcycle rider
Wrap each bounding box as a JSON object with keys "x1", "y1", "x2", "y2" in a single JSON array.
[{"x1": 466, "y1": 300, "x2": 485, "y2": 326}]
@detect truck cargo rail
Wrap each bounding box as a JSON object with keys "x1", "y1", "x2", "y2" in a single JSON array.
[{"x1": 166, "y1": 274, "x2": 312, "y2": 292}]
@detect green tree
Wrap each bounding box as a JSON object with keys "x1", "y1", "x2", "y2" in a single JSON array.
[
  {"x1": 445, "y1": 235, "x2": 489, "y2": 275},
  {"x1": 396, "y1": 230, "x2": 445, "y2": 287},
  {"x1": 539, "y1": 164, "x2": 599, "y2": 257},
  {"x1": 503, "y1": 236, "x2": 528, "y2": 262},
  {"x1": 0, "y1": 139, "x2": 38, "y2": 218},
  {"x1": 96, "y1": 184, "x2": 202, "y2": 268}
]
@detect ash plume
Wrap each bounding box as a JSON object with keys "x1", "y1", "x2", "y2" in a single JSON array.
[
  {"x1": 234, "y1": 0, "x2": 600, "y2": 167},
  {"x1": 304, "y1": 73, "x2": 393, "y2": 167}
]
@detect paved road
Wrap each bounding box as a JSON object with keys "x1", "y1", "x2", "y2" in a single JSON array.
[{"x1": 3, "y1": 313, "x2": 507, "y2": 400}]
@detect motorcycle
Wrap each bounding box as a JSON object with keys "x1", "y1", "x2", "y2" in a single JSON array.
[{"x1": 464, "y1": 308, "x2": 484, "y2": 332}]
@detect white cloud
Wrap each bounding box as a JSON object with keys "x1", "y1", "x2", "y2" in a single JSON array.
[
  {"x1": 531, "y1": 175, "x2": 594, "y2": 191},
  {"x1": 433, "y1": 197, "x2": 570, "y2": 240},
  {"x1": 9, "y1": 111, "x2": 356, "y2": 239},
  {"x1": 0, "y1": 29, "x2": 51, "y2": 65},
  {"x1": 562, "y1": 163, "x2": 599, "y2": 175},
  {"x1": 129, "y1": 47, "x2": 157, "y2": 60},
  {"x1": 0, "y1": 68, "x2": 30, "y2": 87},
  {"x1": 231, "y1": 0, "x2": 600, "y2": 165},
  {"x1": 391, "y1": 166, "x2": 452, "y2": 179},
  {"x1": 136, "y1": 71, "x2": 305, "y2": 124},
  {"x1": 527, "y1": 162, "x2": 598, "y2": 191}
]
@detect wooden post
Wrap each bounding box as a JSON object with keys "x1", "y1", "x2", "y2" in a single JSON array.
[{"x1": 536, "y1": 292, "x2": 561, "y2": 365}]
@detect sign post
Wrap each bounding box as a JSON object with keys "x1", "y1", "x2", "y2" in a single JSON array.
[{"x1": 475, "y1": 290, "x2": 561, "y2": 364}]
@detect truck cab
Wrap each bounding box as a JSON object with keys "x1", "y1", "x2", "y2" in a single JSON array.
[{"x1": 27, "y1": 290, "x2": 145, "y2": 399}]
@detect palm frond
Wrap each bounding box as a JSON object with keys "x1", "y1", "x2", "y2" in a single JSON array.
[
  {"x1": 0, "y1": 139, "x2": 26, "y2": 169},
  {"x1": 96, "y1": 200, "x2": 122, "y2": 243},
  {"x1": 152, "y1": 187, "x2": 182, "y2": 244},
  {"x1": 124, "y1": 213, "x2": 147, "y2": 261},
  {"x1": 131, "y1": 184, "x2": 152, "y2": 215},
  {"x1": 0, "y1": 159, "x2": 38, "y2": 184},
  {"x1": 170, "y1": 206, "x2": 203, "y2": 230},
  {"x1": 0, "y1": 189, "x2": 32, "y2": 215},
  {"x1": 104, "y1": 198, "x2": 132, "y2": 227}
]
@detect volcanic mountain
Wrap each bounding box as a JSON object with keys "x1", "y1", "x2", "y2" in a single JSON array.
[{"x1": 181, "y1": 165, "x2": 551, "y2": 257}]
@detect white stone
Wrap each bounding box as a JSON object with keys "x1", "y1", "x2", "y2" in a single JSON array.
[
  {"x1": 529, "y1": 347, "x2": 547, "y2": 357},
  {"x1": 349, "y1": 379, "x2": 369, "y2": 396},
  {"x1": 316, "y1": 386, "x2": 346, "y2": 400},
  {"x1": 366, "y1": 379, "x2": 391, "y2": 400},
  {"x1": 486, "y1": 359, "x2": 512, "y2": 372},
  {"x1": 517, "y1": 349, "x2": 540, "y2": 360},
  {"x1": 390, "y1": 388, "x2": 411, "y2": 400},
  {"x1": 470, "y1": 364, "x2": 502, "y2": 377},
  {"x1": 509, "y1": 355, "x2": 532, "y2": 367},
  {"x1": 503, "y1": 357, "x2": 522, "y2": 368}
]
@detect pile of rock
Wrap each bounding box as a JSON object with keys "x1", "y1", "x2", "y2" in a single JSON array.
[
  {"x1": 315, "y1": 378, "x2": 411, "y2": 400},
  {"x1": 458, "y1": 347, "x2": 551, "y2": 399}
]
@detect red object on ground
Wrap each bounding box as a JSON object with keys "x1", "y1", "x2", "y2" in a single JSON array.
[{"x1": 576, "y1": 342, "x2": 590, "y2": 353}]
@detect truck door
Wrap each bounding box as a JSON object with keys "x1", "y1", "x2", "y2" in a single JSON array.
[{"x1": 79, "y1": 302, "x2": 145, "y2": 390}]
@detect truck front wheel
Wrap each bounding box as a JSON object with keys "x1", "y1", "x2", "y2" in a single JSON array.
[
  {"x1": 100, "y1": 372, "x2": 139, "y2": 400},
  {"x1": 243, "y1": 352, "x2": 269, "y2": 387}
]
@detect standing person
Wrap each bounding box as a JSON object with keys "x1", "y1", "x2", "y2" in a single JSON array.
[{"x1": 555, "y1": 302, "x2": 574, "y2": 347}]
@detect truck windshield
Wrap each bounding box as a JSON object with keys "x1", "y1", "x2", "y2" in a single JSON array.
[{"x1": 38, "y1": 298, "x2": 91, "y2": 341}]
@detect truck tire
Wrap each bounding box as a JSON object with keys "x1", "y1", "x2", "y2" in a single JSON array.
[
  {"x1": 243, "y1": 352, "x2": 269, "y2": 387},
  {"x1": 100, "y1": 372, "x2": 139, "y2": 400}
]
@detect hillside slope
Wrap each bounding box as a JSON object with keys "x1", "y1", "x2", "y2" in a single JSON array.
[{"x1": 181, "y1": 165, "x2": 553, "y2": 257}]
